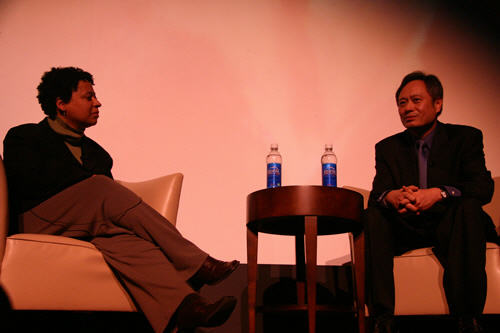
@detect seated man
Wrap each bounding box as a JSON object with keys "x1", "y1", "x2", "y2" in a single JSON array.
[
  {"x1": 364, "y1": 71, "x2": 498, "y2": 333},
  {"x1": 3, "y1": 66, "x2": 240, "y2": 333}
]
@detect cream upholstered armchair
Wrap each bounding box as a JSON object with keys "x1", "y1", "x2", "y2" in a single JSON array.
[
  {"x1": 346, "y1": 178, "x2": 500, "y2": 316},
  {"x1": 0, "y1": 156, "x2": 183, "y2": 311}
]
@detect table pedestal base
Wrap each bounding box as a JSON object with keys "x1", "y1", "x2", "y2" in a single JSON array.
[{"x1": 247, "y1": 216, "x2": 366, "y2": 333}]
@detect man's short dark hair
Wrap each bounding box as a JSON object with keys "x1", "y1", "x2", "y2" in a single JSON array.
[
  {"x1": 37, "y1": 67, "x2": 94, "y2": 119},
  {"x1": 395, "y1": 71, "x2": 443, "y2": 115}
]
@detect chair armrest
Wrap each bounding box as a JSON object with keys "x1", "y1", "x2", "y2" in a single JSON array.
[
  {"x1": 0, "y1": 157, "x2": 8, "y2": 265},
  {"x1": 343, "y1": 186, "x2": 369, "y2": 209},
  {"x1": 117, "y1": 173, "x2": 183, "y2": 226},
  {"x1": 483, "y1": 177, "x2": 500, "y2": 235}
]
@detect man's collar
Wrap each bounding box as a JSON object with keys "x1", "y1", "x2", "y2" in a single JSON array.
[{"x1": 405, "y1": 121, "x2": 441, "y2": 148}]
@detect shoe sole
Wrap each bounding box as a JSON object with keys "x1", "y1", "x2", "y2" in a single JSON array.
[{"x1": 204, "y1": 296, "x2": 237, "y2": 327}]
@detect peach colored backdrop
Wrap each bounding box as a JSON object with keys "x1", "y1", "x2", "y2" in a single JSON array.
[{"x1": 1, "y1": 0, "x2": 498, "y2": 264}]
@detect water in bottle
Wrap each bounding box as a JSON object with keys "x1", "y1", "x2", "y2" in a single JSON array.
[
  {"x1": 321, "y1": 144, "x2": 337, "y2": 187},
  {"x1": 266, "y1": 144, "x2": 282, "y2": 188}
]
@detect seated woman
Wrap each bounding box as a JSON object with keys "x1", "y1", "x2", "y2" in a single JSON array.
[{"x1": 2, "y1": 66, "x2": 239, "y2": 333}]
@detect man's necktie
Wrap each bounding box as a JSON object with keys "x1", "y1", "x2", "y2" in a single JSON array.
[{"x1": 416, "y1": 140, "x2": 429, "y2": 189}]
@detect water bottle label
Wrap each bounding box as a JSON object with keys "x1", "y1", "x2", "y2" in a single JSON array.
[
  {"x1": 267, "y1": 163, "x2": 281, "y2": 188},
  {"x1": 322, "y1": 163, "x2": 337, "y2": 187}
]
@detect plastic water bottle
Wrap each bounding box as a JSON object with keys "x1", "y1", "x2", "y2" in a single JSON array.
[
  {"x1": 321, "y1": 144, "x2": 337, "y2": 187},
  {"x1": 266, "y1": 144, "x2": 282, "y2": 188}
]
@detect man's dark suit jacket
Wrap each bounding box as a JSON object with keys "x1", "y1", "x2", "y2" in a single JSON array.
[
  {"x1": 368, "y1": 121, "x2": 497, "y2": 239},
  {"x1": 369, "y1": 121, "x2": 493, "y2": 205},
  {"x1": 3, "y1": 118, "x2": 113, "y2": 232}
]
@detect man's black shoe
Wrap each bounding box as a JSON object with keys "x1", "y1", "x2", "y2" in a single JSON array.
[
  {"x1": 457, "y1": 316, "x2": 484, "y2": 333},
  {"x1": 175, "y1": 293, "x2": 237, "y2": 331},
  {"x1": 188, "y1": 256, "x2": 240, "y2": 290}
]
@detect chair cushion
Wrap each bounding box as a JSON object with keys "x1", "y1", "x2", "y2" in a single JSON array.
[
  {"x1": 0, "y1": 234, "x2": 136, "y2": 311},
  {"x1": 394, "y1": 242, "x2": 500, "y2": 315}
]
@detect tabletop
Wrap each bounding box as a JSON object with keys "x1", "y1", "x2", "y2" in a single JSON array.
[{"x1": 246, "y1": 185, "x2": 364, "y2": 236}]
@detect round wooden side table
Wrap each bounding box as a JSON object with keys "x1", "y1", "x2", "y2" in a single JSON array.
[{"x1": 246, "y1": 185, "x2": 365, "y2": 333}]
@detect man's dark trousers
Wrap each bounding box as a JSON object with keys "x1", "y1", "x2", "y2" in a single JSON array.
[{"x1": 364, "y1": 198, "x2": 489, "y2": 317}]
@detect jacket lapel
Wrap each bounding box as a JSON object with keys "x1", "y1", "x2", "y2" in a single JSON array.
[
  {"x1": 397, "y1": 131, "x2": 419, "y2": 187},
  {"x1": 427, "y1": 122, "x2": 450, "y2": 187},
  {"x1": 39, "y1": 119, "x2": 83, "y2": 169}
]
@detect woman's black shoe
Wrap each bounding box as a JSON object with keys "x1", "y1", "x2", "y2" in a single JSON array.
[
  {"x1": 188, "y1": 256, "x2": 240, "y2": 290},
  {"x1": 175, "y1": 293, "x2": 237, "y2": 331}
]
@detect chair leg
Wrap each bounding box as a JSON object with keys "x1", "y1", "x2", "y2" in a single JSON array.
[
  {"x1": 295, "y1": 233, "x2": 306, "y2": 305},
  {"x1": 247, "y1": 228, "x2": 258, "y2": 333},
  {"x1": 305, "y1": 216, "x2": 317, "y2": 333},
  {"x1": 351, "y1": 232, "x2": 366, "y2": 333}
]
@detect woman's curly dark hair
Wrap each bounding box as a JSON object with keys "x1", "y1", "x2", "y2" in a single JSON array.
[{"x1": 37, "y1": 67, "x2": 94, "y2": 119}]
